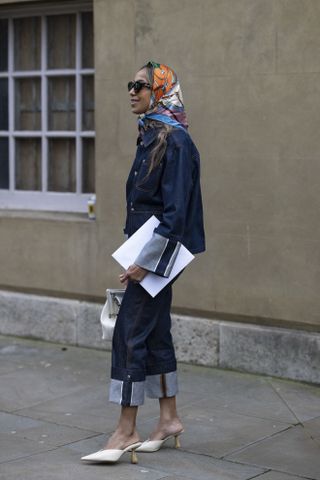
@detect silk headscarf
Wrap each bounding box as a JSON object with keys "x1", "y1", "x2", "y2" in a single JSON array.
[{"x1": 139, "y1": 61, "x2": 188, "y2": 131}]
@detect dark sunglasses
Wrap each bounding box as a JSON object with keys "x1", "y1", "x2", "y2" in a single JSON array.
[{"x1": 128, "y1": 80, "x2": 151, "y2": 93}]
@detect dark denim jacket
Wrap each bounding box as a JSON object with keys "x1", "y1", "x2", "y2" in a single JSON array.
[{"x1": 124, "y1": 126, "x2": 205, "y2": 277}]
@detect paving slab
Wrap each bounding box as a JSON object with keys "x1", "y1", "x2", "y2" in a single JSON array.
[
  {"x1": 0, "y1": 412, "x2": 97, "y2": 447},
  {"x1": 138, "y1": 406, "x2": 289, "y2": 458},
  {"x1": 302, "y1": 416, "x2": 320, "y2": 446},
  {"x1": 131, "y1": 449, "x2": 265, "y2": 480},
  {"x1": 0, "y1": 336, "x2": 108, "y2": 380},
  {"x1": 0, "y1": 445, "x2": 167, "y2": 480},
  {"x1": 0, "y1": 343, "x2": 42, "y2": 375},
  {"x1": 226, "y1": 425, "x2": 320, "y2": 479},
  {"x1": 0, "y1": 367, "x2": 91, "y2": 412},
  {"x1": 68, "y1": 436, "x2": 264, "y2": 480},
  {"x1": 0, "y1": 340, "x2": 109, "y2": 413},
  {"x1": 179, "y1": 365, "x2": 297, "y2": 424},
  {"x1": 14, "y1": 386, "x2": 118, "y2": 433},
  {"x1": 270, "y1": 378, "x2": 320, "y2": 422},
  {"x1": 0, "y1": 432, "x2": 54, "y2": 463}
]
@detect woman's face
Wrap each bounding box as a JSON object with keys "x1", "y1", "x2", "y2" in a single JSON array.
[{"x1": 129, "y1": 68, "x2": 152, "y2": 115}]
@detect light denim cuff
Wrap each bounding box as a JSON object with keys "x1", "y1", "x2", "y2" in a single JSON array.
[
  {"x1": 135, "y1": 232, "x2": 181, "y2": 278},
  {"x1": 145, "y1": 371, "x2": 178, "y2": 399},
  {"x1": 109, "y1": 378, "x2": 145, "y2": 406}
]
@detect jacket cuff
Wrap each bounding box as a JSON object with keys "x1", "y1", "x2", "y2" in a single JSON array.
[{"x1": 134, "y1": 232, "x2": 181, "y2": 278}]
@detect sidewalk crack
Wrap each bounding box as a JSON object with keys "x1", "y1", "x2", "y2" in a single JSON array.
[
  {"x1": 268, "y1": 379, "x2": 302, "y2": 425},
  {"x1": 221, "y1": 425, "x2": 293, "y2": 459}
]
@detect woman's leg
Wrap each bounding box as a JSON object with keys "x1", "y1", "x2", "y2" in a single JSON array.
[
  {"x1": 148, "y1": 396, "x2": 183, "y2": 441},
  {"x1": 105, "y1": 281, "x2": 177, "y2": 448},
  {"x1": 144, "y1": 279, "x2": 184, "y2": 440},
  {"x1": 102, "y1": 406, "x2": 140, "y2": 449},
  {"x1": 110, "y1": 281, "x2": 177, "y2": 408}
]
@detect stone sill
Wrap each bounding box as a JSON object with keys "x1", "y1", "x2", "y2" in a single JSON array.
[{"x1": 0, "y1": 209, "x2": 91, "y2": 223}]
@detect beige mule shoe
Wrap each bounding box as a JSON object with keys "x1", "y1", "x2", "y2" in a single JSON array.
[
  {"x1": 136, "y1": 431, "x2": 184, "y2": 453},
  {"x1": 81, "y1": 441, "x2": 142, "y2": 464}
]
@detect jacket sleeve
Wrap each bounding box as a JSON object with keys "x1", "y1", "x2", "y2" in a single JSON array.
[{"x1": 134, "y1": 133, "x2": 194, "y2": 278}]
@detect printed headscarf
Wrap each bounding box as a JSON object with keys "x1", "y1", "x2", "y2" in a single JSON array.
[{"x1": 139, "y1": 61, "x2": 188, "y2": 131}]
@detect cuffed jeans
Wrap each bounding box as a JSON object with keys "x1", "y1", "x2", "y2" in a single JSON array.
[{"x1": 109, "y1": 279, "x2": 178, "y2": 406}]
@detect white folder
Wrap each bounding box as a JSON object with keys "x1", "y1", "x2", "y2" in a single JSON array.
[{"x1": 112, "y1": 216, "x2": 194, "y2": 297}]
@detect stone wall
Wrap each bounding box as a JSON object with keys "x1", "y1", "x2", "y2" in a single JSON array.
[{"x1": 0, "y1": 0, "x2": 319, "y2": 330}]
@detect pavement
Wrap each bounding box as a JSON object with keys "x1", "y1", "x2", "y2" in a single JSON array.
[{"x1": 0, "y1": 335, "x2": 319, "y2": 480}]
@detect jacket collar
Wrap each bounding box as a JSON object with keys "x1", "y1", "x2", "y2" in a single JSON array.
[{"x1": 140, "y1": 126, "x2": 161, "y2": 147}]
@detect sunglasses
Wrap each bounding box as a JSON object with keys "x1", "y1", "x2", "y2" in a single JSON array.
[{"x1": 128, "y1": 80, "x2": 151, "y2": 93}]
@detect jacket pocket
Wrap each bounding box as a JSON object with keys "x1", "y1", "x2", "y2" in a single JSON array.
[{"x1": 135, "y1": 159, "x2": 163, "y2": 192}]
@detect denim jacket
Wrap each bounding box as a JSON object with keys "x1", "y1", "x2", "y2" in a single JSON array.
[{"x1": 124, "y1": 126, "x2": 205, "y2": 278}]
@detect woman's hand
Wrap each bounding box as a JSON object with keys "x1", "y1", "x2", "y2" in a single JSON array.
[{"x1": 119, "y1": 264, "x2": 148, "y2": 285}]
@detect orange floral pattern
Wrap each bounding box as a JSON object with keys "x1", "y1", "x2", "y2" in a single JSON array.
[{"x1": 141, "y1": 61, "x2": 188, "y2": 130}]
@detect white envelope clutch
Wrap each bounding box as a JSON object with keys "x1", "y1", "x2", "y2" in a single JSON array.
[{"x1": 112, "y1": 216, "x2": 194, "y2": 297}]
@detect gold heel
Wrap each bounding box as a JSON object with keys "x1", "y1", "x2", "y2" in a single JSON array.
[
  {"x1": 131, "y1": 449, "x2": 138, "y2": 464},
  {"x1": 174, "y1": 435, "x2": 181, "y2": 449}
]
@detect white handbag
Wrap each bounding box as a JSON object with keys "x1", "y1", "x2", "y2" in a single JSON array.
[{"x1": 100, "y1": 288, "x2": 125, "y2": 340}]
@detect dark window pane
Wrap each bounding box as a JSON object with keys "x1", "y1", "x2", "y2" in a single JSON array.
[
  {"x1": 48, "y1": 77, "x2": 75, "y2": 130},
  {"x1": 0, "y1": 78, "x2": 8, "y2": 130},
  {"x1": 47, "y1": 14, "x2": 76, "y2": 69},
  {"x1": 15, "y1": 78, "x2": 41, "y2": 130},
  {"x1": 82, "y1": 75, "x2": 94, "y2": 130},
  {"x1": 15, "y1": 138, "x2": 41, "y2": 190},
  {"x1": 82, "y1": 12, "x2": 94, "y2": 68},
  {"x1": 14, "y1": 17, "x2": 41, "y2": 71},
  {"x1": 0, "y1": 137, "x2": 9, "y2": 189},
  {"x1": 82, "y1": 138, "x2": 94, "y2": 193},
  {"x1": 0, "y1": 19, "x2": 8, "y2": 71},
  {"x1": 48, "y1": 138, "x2": 75, "y2": 192}
]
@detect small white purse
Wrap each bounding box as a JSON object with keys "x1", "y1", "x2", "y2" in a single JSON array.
[{"x1": 100, "y1": 288, "x2": 125, "y2": 340}]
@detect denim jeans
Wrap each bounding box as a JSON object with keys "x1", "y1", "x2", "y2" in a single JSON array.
[{"x1": 109, "y1": 278, "x2": 179, "y2": 406}]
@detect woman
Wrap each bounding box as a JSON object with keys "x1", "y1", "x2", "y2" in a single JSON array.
[{"x1": 82, "y1": 61, "x2": 205, "y2": 464}]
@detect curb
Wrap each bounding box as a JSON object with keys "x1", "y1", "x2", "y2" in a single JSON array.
[{"x1": 0, "y1": 289, "x2": 319, "y2": 384}]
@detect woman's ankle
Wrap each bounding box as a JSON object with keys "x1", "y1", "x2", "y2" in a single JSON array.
[
  {"x1": 103, "y1": 429, "x2": 140, "y2": 449},
  {"x1": 115, "y1": 426, "x2": 138, "y2": 438}
]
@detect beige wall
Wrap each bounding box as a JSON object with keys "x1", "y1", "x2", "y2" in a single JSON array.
[{"x1": 0, "y1": 0, "x2": 320, "y2": 329}]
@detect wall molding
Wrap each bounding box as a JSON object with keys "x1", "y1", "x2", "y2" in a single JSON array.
[{"x1": 0, "y1": 0, "x2": 92, "y2": 17}]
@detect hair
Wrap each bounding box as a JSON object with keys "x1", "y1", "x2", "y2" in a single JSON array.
[
  {"x1": 139, "y1": 63, "x2": 173, "y2": 179},
  {"x1": 143, "y1": 120, "x2": 172, "y2": 180}
]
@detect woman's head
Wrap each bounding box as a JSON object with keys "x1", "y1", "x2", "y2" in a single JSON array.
[
  {"x1": 129, "y1": 62, "x2": 188, "y2": 177},
  {"x1": 128, "y1": 61, "x2": 188, "y2": 130}
]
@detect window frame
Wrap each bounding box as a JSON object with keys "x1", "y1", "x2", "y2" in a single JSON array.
[{"x1": 0, "y1": 1, "x2": 95, "y2": 213}]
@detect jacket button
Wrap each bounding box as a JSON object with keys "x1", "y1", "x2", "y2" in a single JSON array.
[
  {"x1": 131, "y1": 207, "x2": 135, "y2": 211},
  {"x1": 134, "y1": 171, "x2": 138, "y2": 176}
]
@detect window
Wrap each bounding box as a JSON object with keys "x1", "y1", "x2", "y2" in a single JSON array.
[{"x1": 0, "y1": 3, "x2": 95, "y2": 212}]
